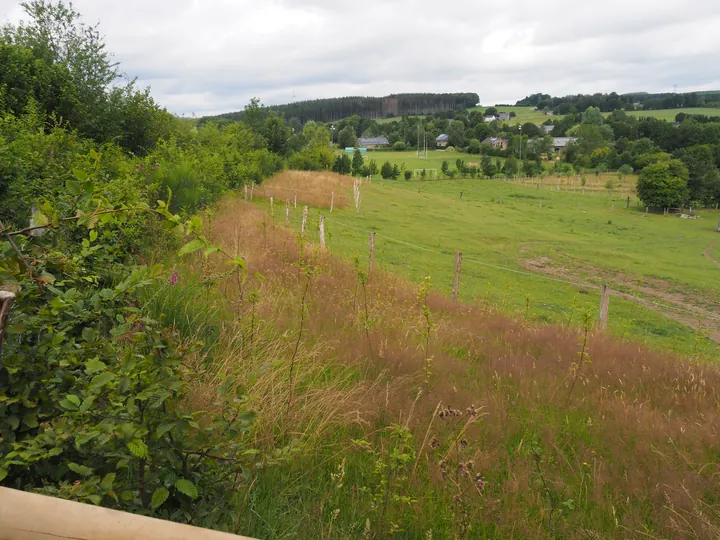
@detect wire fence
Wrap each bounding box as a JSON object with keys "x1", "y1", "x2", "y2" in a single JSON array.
[{"x1": 251, "y1": 183, "x2": 720, "y2": 356}]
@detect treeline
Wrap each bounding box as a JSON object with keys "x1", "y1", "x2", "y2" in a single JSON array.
[
  {"x1": 516, "y1": 90, "x2": 720, "y2": 114},
  {"x1": 204, "y1": 92, "x2": 479, "y2": 124}
]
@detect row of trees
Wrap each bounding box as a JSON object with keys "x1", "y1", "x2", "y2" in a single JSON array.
[
  {"x1": 516, "y1": 90, "x2": 720, "y2": 114},
  {"x1": 205, "y1": 93, "x2": 479, "y2": 125}
]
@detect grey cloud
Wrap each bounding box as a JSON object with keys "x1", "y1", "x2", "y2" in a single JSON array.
[{"x1": 2, "y1": 0, "x2": 719, "y2": 116}]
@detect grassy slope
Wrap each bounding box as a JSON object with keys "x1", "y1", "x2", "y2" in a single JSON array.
[
  {"x1": 378, "y1": 106, "x2": 720, "y2": 127},
  {"x1": 168, "y1": 192, "x2": 720, "y2": 538},
  {"x1": 257, "y1": 176, "x2": 720, "y2": 358}
]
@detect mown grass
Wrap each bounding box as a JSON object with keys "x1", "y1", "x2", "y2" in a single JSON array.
[
  {"x1": 256, "y1": 172, "x2": 720, "y2": 359},
  {"x1": 162, "y1": 197, "x2": 720, "y2": 538}
]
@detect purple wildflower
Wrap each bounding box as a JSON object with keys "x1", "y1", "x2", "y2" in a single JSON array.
[{"x1": 169, "y1": 271, "x2": 179, "y2": 286}]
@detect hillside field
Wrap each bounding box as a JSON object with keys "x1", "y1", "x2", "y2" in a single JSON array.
[
  {"x1": 256, "y1": 172, "x2": 720, "y2": 358},
  {"x1": 377, "y1": 106, "x2": 720, "y2": 126}
]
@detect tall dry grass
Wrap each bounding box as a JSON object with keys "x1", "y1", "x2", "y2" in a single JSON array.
[
  {"x1": 178, "y1": 195, "x2": 720, "y2": 537},
  {"x1": 254, "y1": 170, "x2": 356, "y2": 209}
]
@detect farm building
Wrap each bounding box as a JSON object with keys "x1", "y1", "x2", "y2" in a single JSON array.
[
  {"x1": 498, "y1": 112, "x2": 511, "y2": 121},
  {"x1": 552, "y1": 137, "x2": 577, "y2": 152},
  {"x1": 357, "y1": 137, "x2": 390, "y2": 149},
  {"x1": 541, "y1": 125, "x2": 554, "y2": 133},
  {"x1": 436, "y1": 134, "x2": 449, "y2": 148},
  {"x1": 483, "y1": 115, "x2": 497, "y2": 123},
  {"x1": 480, "y1": 137, "x2": 508, "y2": 150}
]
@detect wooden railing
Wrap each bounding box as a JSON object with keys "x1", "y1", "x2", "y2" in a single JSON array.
[{"x1": 0, "y1": 487, "x2": 254, "y2": 540}]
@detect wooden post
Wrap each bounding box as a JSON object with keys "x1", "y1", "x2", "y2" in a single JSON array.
[
  {"x1": 598, "y1": 284, "x2": 610, "y2": 330},
  {"x1": 0, "y1": 486, "x2": 252, "y2": 540},
  {"x1": 452, "y1": 251, "x2": 462, "y2": 301},
  {"x1": 319, "y1": 215, "x2": 326, "y2": 250},
  {"x1": 717, "y1": 214, "x2": 720, "y2": 232},
  {"x1": 270, "y1": 196, "x2": 274, "y2": 217},
  {"x1": 285, "y1": 199, "x2": 290, "y2": 226},
  {"x1": 330, "y1": 192, "x2": 334, "y2": 212},
  {"x1": 250, "y1": 183, "x2": 254, "y2": 201},
  {"x1": 645, "y1": 206, "x2": 649, "y2": 215},
  {"x1": 294, "y1": 191, "x2": 297, "y2": 209},
  {"x1": 301, "y1": 206, "x2": 308, "y2": 236},
  {"x1": 626, "y1": 196, "x2": 630, "y2": 209},
  {"x1": 460, "y1": 191, "x2": 463, "y2": 200},
  {"x1": 0, "y1": 291, "x2": 16, "y2": 354},
  {"x1": 244, "y1": 184, "x2": 248, "y2": 201},
  {"x1": 369, "y1": 232, "x2": 375, "y2": 273}
]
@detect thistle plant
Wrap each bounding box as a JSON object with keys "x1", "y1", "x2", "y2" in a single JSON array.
[{"x1": 430, "y1": 405, "x2": 485, "y2": 539}]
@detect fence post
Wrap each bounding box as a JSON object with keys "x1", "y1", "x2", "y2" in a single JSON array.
[
  {"x1": 319, "y1": 215, "x2": 326, "y2": 250},
  {"x1": 717, "y1": 213, "x2": 720, "y2": 232},
  {"x1": 285, "y1": 199, "x2": 290, "y2": 226},
  {"x1": 330, "y1": 192, "x2": 334, "y2": 213},
  {"x1": 244, "y1": 184, "x2": 248, "y2": 201},
  {"x1": 452, "y1": 251, "x2": 462, "y2": 301},
  {"x1": 270, "y1": 196, "x2": 274, "y2": 217},
  {"x1": 0, "y1": 291, "x2": 16, "y2": 354},
  {"x1": 598, "y1": 284, "x2": 610, "y2": 330},
  {"x1": 294, "y1": 191, "x2": 297, "y2": 209},
  {"x1": 369, "y1": 232, "x2": 375, "y2": 273},
  {"x1": 301, "y1": 206, "x2": 308, "y2": 236},
  {"x1": 250, "y1": 183, "x2": 254, "y2": 201}
]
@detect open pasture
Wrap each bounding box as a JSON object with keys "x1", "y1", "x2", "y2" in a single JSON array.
[{"x1": 258, "y1": 171, "x2": 720, "y2": 358}]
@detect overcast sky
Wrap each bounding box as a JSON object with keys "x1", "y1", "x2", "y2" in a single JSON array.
[{"x1": 2, "y1": 0, "x2": 720, "y2": 117}]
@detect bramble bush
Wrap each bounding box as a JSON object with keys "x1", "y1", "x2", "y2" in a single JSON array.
[{"x1": 0, "y1": 163, "x2": 291, "y2": 526}]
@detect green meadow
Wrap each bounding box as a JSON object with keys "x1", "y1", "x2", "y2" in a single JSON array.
[{"x1": 260, "y1": 176, "x2": 720, "y2": 358}]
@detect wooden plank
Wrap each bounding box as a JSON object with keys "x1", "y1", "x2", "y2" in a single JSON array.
[{"x1": 0, "y1": 487, "x2": 254, "y2": 540}]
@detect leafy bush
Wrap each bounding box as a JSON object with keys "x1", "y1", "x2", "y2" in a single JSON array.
[{"x1": 0, "y1": 175, "x2": 280, "y2": 522}]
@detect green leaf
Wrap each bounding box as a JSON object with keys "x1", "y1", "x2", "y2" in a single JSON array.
[
  {"x1": 85, "y1": 357, "x2": 106, "y2": 373},
  {"x1": 59, "y1": 397, "x2": 78, "y2": 411},
  {"x1": 155, "y1": 423, "x2": 175, "y2": 439},
  {"x1": 126, "y1": 440, "x2": 148, "y2": 459},
  {"x1": 68, "y1": 462, "x2": 94, "y2": 476},
  {"x1": 175, "y1": 479, "x2": 198, "y2": 499},
  {"x1": 151, "y1": 487, "x2": 170, "y2": 509},
  {"x1": 81, "y1": 327, "x2": 97, "y2": 343},
  {"x1": 0, "y1": 468, "x2": 7, "y2": 482},
  {"x1": 72, "y1": 169, "x2": 89, "y2": 182},
  {"x1": 178, "y1": 239, "x2": 205, "y2": 257},
  {"x1": 203, "y1": 246, "x2": 219, "y2": 258},
  {"x1": 33, "y1": 210, "x2": 49, "y2": 227},
  {"x1": 7, "y1": 415, "x2": 19, "y2": 430},
  {"x1": 78, "y1": 396, "x2": 95, "y2": 413},
  {"x1": 66, "y1": 395, "x2": 81, "y2": 407},
  {"x1": 89, "y1": 230, "x2": 98, "y2": 242},
  {"x1": 100, "y1": 473, "x2": 115, "y2": 491},
  {"x1": 66, "y1": 179, "x2": 82, "y2": 195},
  {"x1": 90, "y1": 371, "x2": 115, "y2": 388}
]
